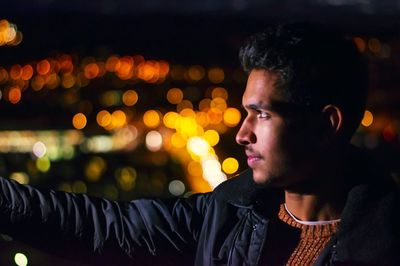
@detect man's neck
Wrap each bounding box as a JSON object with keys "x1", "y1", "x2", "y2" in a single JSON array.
[
  {"x1": 283, "y1": 191, "x2": 344, "y2": 221},
  {"x1": 282, "y1": 146, "x2": 350, "y2": 222}
]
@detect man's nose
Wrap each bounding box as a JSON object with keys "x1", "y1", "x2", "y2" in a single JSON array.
[{"x1": 236, "y1": 120, "x2": 256, "y2": 145}]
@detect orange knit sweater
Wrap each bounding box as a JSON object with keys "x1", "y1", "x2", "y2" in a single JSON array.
[{"x1": 259, "y1": 204, "x2": 340, "y2": 265}]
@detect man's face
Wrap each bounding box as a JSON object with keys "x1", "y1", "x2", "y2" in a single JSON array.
[{"x1": 236, "y1": 69, "x2": 318, "y2": 187}]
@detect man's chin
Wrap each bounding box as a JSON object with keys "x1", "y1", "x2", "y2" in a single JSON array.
[{"x1": 251, "y1": 170, "x2": 285, "y2": 188}]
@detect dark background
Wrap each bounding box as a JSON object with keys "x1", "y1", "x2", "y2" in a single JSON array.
[{"x1": 1, "y1": 1, "x2": 400, "y2": 265}]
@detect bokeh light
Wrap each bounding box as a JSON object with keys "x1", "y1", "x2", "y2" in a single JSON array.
[
  {"x1": 361, "y1": 110, "x2": 374, "y2": 127},
  {"x1": 143, "y1": 110, "x2": 161, "y2": 128},
  {"x1": 146, "y1": 130, "x2": 163, "y2": 152},
  {"x1": 72, "y1": 113, "x2": 87, "y2": 130},
  {"x1": 14, "y1": 253, "x2": 28, "y2": 266},
  {"x1": 168, "y1": 180, "x2": 185, "y2": 196},
  {"x1": 222, "y1": 157, "x2": 239, "y2": 174},
  {"x1": 167, "y1": 88, "x2": 183, "y2": 104},
  {"x1": 223, "y1": 107, "x2": 241, "y2": 127},
  {"x1": 122, "y1": 90, "x2": 138, "y2": 106},
  {"x1": 208, "y1": 67, "x2": 225, "y2": 84}
]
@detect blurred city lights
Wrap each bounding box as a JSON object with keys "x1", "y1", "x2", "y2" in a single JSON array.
[
  {"x1": 187, "y1": 136, "x2": 210, "y2": 157},
  {"x1": 36, "y1": 156, "x2": 51, "y2": 172},
  {"x1": 167, "y1": 88, "x2": 183, "y2": 104},
  {"x1": 10, "y1": 172, "x2": 30, "y2": 185},
  {"x1": 122, "y1": 90, "x2": 139, "y2": 106},
  {"x1": 208, "y1": 67, "x2": 225, "y2": 84},
  {"x1": 211, "y1": 87, "x2": 228, "y2": 100},
  {"x1": 72, "y1": 113, "x2": 87, "y2": 129},
  {"x1": 14, "y1": 253, "x2": 28, "y2": 266},
  {"x1": 32, "y1": 141, "x2": 47, "y2": 158},
  {"x1": 85, "y1": 156, "x2": 107, "y2": 182},
  {"x1": 115, "y1": 167, "x2": 137, "y2": 191},
  {"x1": 145, "y1": 130, "x2": 163, "y2": 152},
  {"x1": 203, "y1": 129, "x2": 220, "y2": 146},
  {"x1": 187, "y1": 65, "x2": 205, "y2": 82},
  {"x1": 223, "y1": 107, "x2": 241, "y2": 127},
  {"x1": 361, "y1": 110, "x2": 374, "y2": 127},
  {"x1": 143, "y1": 110, "x2": 161, "y2": 128},
  {"x1": 97, "y1": 110, "x2": 112, "y2": 127},
  {"x1": 168, "y1": 180, "x2": 185, "y2": 196},
  {"x1": 0, "y1": 19, "x2": 22, "y2": 46},
  {"x1": 222, "y1": 157, "x2": 239, "y2": 174}
]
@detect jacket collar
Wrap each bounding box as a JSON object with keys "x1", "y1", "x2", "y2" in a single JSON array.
[{"x1": 213, "y1": 146, "x2": 399, "y2": 263}]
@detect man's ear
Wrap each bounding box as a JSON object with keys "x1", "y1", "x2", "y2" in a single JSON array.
[{"x1": 320, "y1": 104, "x2": 343, "y2": 141}]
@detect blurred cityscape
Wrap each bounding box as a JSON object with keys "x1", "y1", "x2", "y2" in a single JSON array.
[{"x1": 1, "y1": 3, "x2": 400, "y2": 265}]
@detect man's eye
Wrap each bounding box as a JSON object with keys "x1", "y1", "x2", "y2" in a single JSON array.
[{"x1": 257, "y1": 111, "x2": 270, "y2": 119}]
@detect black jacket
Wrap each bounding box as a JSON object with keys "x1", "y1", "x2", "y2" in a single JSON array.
[{"x1": 0, "y1": 152, "x2": 399, "y2": 265}]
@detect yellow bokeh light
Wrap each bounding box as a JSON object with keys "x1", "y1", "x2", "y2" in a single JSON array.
[
  {"x1": 361, "y1": 110, "x2": 373, "y2": 127},
  {"x1": 223, "y1": 107, "x2": 241, "y2": 127},
  {"x1": 10, "y1": 172, "x2": 29, "y2": 184},
  {"x1": 187, "y1": 161, "x2": 203, "y2": 177},
  {"x1": 167, "y1": 88, "x2": 183, "y2": 104},
  {"x1": 36, "y1": 156, "x2": 51, "y2": 172},
  {"x1": 111, "y1": 110, "x2": 127, "y2": 128},
  {"x1": 0, "y1": 20, "x2": 21, "y2": 46},
  {"x1": 163, "y1": 111, "x2": 180, "y2": 129},
  {"x1": 203, "y1": 129, "x2": 220, "y2": 146},
  {"x1": 171, "y1": 132, "x2": 186, "y2": 149},
  {"x1": 187, "y1": 137, "x2": 210, "y2": 157},
  {"x1": 122, "y1": 90, "x2": 138, "y2": 106},
  {"x1": 72, "y1": 113, "x2": 87, "y2": 130},
  {"x1": 97, "y1": 110, "x2": 112, "y2": 127},
  {"x1": 208, "y1": 67, "x2": 225, "y2": 84},
  {"x1": 115, "y1": 167, "x2": 137, "y2": 191},
  {"x1": 222, "y1": 157, "x2": 239, "y2": 175},
  {"x1": 211, "y1": 97, "x2": 227, "y2": 112},
  {"x1": 177, "y1": 116, "x2": 200, "y2": 137},
  {"x1": 85, "y1": 156, "x2": 107, "y2": 182},
  {"x1": 143, "y1": 110, "x2": 161, "y2": 128},
  {"x1": 14, "y1": 253, "x2": 28, "y2": 266}
]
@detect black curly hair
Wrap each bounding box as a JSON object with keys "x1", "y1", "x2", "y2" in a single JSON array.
[{"x1": 239, "y1": 23, "x2": 368, "y2": 141}]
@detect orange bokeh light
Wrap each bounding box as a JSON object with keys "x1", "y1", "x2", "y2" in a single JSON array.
[
  {"x1": 84, "y1": 63, "x2": 100, "y2": 79},
  {"x1": 8, "y1": 86, "x2": 22, "y2": 104},
  {"x1": 37, "y1": 59, "x2": 51, "y2": 75}
]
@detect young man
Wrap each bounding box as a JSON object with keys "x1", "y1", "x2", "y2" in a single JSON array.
[{"x1": 0, "y1": 23, "x2": 399, "y2": 265}]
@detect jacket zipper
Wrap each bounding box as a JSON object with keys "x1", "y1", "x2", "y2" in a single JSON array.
[
  {"x1": 254, "y1": 220, "x2": 268, "y2": 266},
  {"x1": 227, "y1": 210, "x2": 251, "y2": 265}
]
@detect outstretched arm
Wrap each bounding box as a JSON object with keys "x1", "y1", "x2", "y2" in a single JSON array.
[{"x1": 0, "y1": 177, "x2": 210, "y2": 265}]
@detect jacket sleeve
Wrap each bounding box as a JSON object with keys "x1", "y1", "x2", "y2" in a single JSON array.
[{"x1": 0, "y1": 176, "x2": 211, "y2": 265}]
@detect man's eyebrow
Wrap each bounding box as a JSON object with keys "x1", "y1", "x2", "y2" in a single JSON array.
[{"x1": 243, "y1": 103, "x2": 275, "y2": 111}]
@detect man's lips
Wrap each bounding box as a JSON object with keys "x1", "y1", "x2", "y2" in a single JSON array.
[{"x1": 246, "y1": 153, "x2": 263, "y2": 167}]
